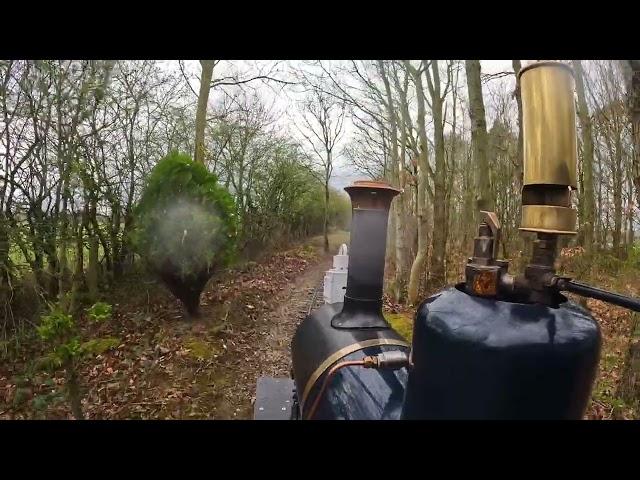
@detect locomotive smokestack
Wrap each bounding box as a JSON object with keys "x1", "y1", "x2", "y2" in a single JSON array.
[{"x1": 331, "y1": 180, "x2": 401, "y2": 329}]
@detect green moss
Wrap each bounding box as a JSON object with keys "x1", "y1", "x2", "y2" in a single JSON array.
[
  {"x1": 208, "y1": 321, "x2": 228, "y2": 336},
  {"x1": 207, "y1": 371, "x2": 230, "y2": 389},
  {"x1": 298, "y1": 244, "x2": 318, "y2": 259},
  {"x1": 384, "y1": 312, "x2": 414, "y2": 341},
  {"x1": 184, "y1": 338, "x2": 219, "y2": 360},
  {"x1": 80, "y1": 337, "x2": 121, "y2": 355}
]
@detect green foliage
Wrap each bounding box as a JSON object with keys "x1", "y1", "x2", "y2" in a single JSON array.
[
  {"x1": 328, "y1": 192, "x2": 351, "y2": 230},
  {"x1": 86, "y1": 301, "x2": 112, "y2": 322},
  {"x1": 36, "y1": 302, "x2": 120, "y2": 360},
  {"x1": 626, "y1": 242, "x2": 640, "y2": 269},
  {"x1": 241, "y1": 146, "x2": 350, "y2": 253},
  {"x1": 32, "y1": 301, "x2": 116, "y2": 418},
  {"x1": 53, "y1": 338, "x2": 82, "y2": 364},
  {"x1": 34, "y1": 353, "x2": 63, "y2": 372},
  {"x1": 132, "y1": 151, "x2": 237, "y2": 279},
  {"x1": 37, "y1": 308, "x2": 73, "y2": 342},
  {"x1": 36, "y1": 307, "x2": 81, "y2": 367},
  {"x1": 37, "y1": 301, "x2": 115, "y2": 366}
]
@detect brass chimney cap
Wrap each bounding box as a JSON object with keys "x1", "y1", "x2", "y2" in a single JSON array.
[
  {"x1": 518, "y1": 61, "x2": 574, "y2": 81},
  {"x1": 344, "y1": 179, "x2": 402, "y2": 194},
  {"x1": 344, "y1": 179, "x2": 402, "y2": 210}
]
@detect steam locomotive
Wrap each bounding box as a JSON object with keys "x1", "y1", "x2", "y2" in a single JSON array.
[{"x1": 254, "y1": 61, "x2": 640, "y2": 420}]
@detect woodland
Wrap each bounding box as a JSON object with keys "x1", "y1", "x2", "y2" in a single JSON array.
[{"x1": 0, "y1": 59, "x2": 639, "y2": 419}]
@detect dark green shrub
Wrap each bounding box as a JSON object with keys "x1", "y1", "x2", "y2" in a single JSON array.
[{"x1": 132, "y1": 152, "x2": 236, "y2": 316}]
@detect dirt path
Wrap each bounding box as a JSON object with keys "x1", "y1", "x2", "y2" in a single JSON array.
[
  {"x1": 211, "y1": 254, "x2": 331, "y2": 419},
  {"x1": 186, "y1": 233, "x2": 342, "y2": 419}
]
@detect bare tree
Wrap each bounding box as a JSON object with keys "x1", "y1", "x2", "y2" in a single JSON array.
[
  {"x1": 405, "y1": 61, "x2": 430, "y2": 304},
  {"x1": 573, "y1": 60, "x2": 596, "y2": 252},
  {"x1": 465, "y1": 60, "x2": 492, "y2": 212},
  {"x1": 194, "y1": 60, "x2": 216, "y2": 164},
  {"x1": 191, "y1": 60, "x2": 294, "y2": 164},
  {"x1": 425, "y1": 60, "x2": 453, "y2": 288},
  {"x1": 619, "y1": 60, "x2": 640, "y2": 211},
  {"x1": 378, "y1": 61, "x2": 408, "y2": 300},
  {"x1": 296, "y1": 88, "x2": 346, "y2": 253},
  {"x1": 512, "y1": 60, "x2": 524, "y2": 188}
]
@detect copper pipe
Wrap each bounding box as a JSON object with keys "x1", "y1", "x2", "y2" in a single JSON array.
[{"x1": 305, "y1": 360, "x2": 366, "y2": 420}]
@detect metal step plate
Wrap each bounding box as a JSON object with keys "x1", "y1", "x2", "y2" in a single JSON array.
[{"x1": 254, "y1": 377, "x2": 296, "y2": 420}]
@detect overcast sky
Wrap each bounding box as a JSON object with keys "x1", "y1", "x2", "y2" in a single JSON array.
[{"x1": 163, "y1": 60, "x2": 519, "y2": 191}]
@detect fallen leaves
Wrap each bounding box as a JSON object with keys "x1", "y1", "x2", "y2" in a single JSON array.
[
  {"x1": 0, "y1": 240, "x2": 328, "y2": 420},
  {"x1": 585, "y1": 296, "x2": 639, "y2": 419},
  {"x1": 7, "y1": 236, "x2": 634, "y2": 421}
]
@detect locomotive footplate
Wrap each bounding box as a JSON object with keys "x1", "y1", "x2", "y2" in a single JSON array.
[{"x1": 254, "y1": 377, "x2": 297, "y2": 420}]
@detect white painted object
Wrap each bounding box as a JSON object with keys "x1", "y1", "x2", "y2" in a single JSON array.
[{"x1": 323, "y1": 244, "x2": 349, "y2": 304}]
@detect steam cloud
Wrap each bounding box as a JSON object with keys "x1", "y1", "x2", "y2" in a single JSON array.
[{"x1": 147, "y1": 197, "x2": 227, "y2": 277}]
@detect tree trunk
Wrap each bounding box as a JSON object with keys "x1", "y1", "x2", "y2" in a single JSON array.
[
  {"x1": 87, "y1": 199, "x2": 99, "y2": 301},
  {"x1": 110, "y1": 204, "x2": 121, "y2": 281},
  {"x1": 87, "y1": 235, "x2": 98, "y2": 301},
  {"x1": 465, "y1": 60, "x2": 492, "y2": 212},
  {"x1": 573, "y1": 60, "x2": 596, "y2": 254},
  {"x1": 378, "y1": 61, "x2": 407, "y2": 301},
  {"x1": 428, "y1": 60, "x2": 447, "y2": 288},
  {"x1": 407, "y1": 62, "x2": 430, "y2": 305},
  {"x1": 65, "y1": 361, "x2": 84, "y2": 420},
  {"x1": 393, "y1": 192, "x2": 407, "y2": 301},
  {"x1": 58, "y1": 177, "x2": 71, "y2": 308},
  {"x1": 386, "y1": 196, "x2": 396, "y2": 282},
  {"x1": 619, "y1": 61, "x2": 640, "y2": 214},
  {"x1": 116, "y1": 164, "x2": 136, "y2": 279},
  {"x1": 595, "y1": 146, "x2": 604, "y2": 250},
  {"x1": 513, "y1": 60, "x2": 524, "y2": 189},
  {"x1": 633, "y1": 63, "x2": 640, "y2": 212},
  {"x1": 613, "y1": 133, "x2": 623, "y2": 258},
  {"x1": 324, "y1": 173, "x2": 330, "y2": 253},
  {"x1": 395, "y1": 74, "x2": 410, "y2": 301},
  {"x1": 628, "y1": 176, "x2": 635, "y2": 250},
  {"x1": 45, "y1": 237, "x2": 59, "y2": 299},
  {"x1": 0, "y1": 213, "x2": 9, "y2": 298},
  {"x1": 116, "y1": 213, "x2": 134, "y2": 278},
  {"x1": 70, "y1": 209, "x2": 85, "y2": 314},
  {"x1": 194, "y1": 60, "x2": 215, "y2": 164},
  {"x1": 462, "y1": 147, "x2": 474, "y2": 251},
  {"x1": 407, "y1": 147, "x2": 429, "y2": 304}
]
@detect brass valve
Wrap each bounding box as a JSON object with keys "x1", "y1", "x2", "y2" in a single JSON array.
[{"x1": 465, "y1": 211, "x2": 510, "y2": 298}]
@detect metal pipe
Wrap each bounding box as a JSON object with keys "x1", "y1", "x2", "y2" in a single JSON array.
[
  {"x1": 305, "y1": 360, "x2": 366, "y2": 420},
  {"x1": 556, "y1": 279, "x2": 640, "y2": 312},
  {"x1": 304, "y1": 351, "x2": 411, "y2": 419}
]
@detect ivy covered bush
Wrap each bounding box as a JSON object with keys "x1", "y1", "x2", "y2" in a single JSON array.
[{"x1": 132, "y1": 152, "x2": 236, "y2": 316}]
